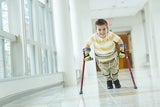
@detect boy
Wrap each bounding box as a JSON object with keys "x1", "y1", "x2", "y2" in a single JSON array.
[{"x1": 84, "y1": 19, "x2": 125, "y2": 89}]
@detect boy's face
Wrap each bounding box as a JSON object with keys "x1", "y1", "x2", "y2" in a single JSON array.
[{"x1": 96, "y1": 25, "x2": 108, "y2": 38}]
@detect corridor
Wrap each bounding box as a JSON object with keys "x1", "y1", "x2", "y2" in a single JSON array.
[{"x1": 1, "y1": 0, "x2": 160, "y2": 107}]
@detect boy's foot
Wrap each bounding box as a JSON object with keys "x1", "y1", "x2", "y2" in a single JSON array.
[
  {"x1": 113, "y1": 79, "x2": 121, "y2": 88},
  {"x1": 107, "y1": 80, "x2": 113, "y2": 89}
]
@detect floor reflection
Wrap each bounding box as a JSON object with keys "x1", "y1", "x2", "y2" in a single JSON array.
[{"x1": 3, "y1": 68, "x2": 160, "y2": 107}]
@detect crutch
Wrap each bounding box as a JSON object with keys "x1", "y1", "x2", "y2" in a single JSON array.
[
  {"x1": 79, "y1": 48, "x2": 93, "y2": 94},
  {"x1": 124, "y1": 45, "x2": 138, "y2": 89},
  {"x1": 79, "y1": 50, "x2": 86, "y2": 94}
]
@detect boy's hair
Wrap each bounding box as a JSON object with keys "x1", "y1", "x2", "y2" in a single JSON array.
[{"x1": 95, "y1": 19, "x2": 108, "y2": 27}]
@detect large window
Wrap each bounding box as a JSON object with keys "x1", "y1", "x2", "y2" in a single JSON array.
[
  {"x1": 24, "y1": 0, "x2": 57, "y2": 76},
  {"x1": 0, "y1": 0, "x2": 57, "y2": 79}
]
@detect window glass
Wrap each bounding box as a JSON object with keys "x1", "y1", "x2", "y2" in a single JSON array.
[
  {"x1": 1, "y1": 0, "x2": 9, "y2": 32},
  {"x1": 51, "y1": 51, "x2": 57, "y2": 73},
  {"x1": 0, "y1": 38, "x2": 11, "y2": 79},
  {"x1": 38, "y1": 5, "x2": 46, "y2": 44},
  {"x1": 26, "y1": 44, "x2": 36, "y2": 76},
  {"x1": 41, "y1": 48, "x2": 49, "y2": 74},
  {"x1": 24, "y1": 0, "x2": 34, "y2": 40}
]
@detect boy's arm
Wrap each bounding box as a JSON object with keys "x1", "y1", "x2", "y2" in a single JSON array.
[
  {"x1": 113, "y1": 34, "x2": 125, "y2": 58},
  {"x1": 113, "y1": 33, "x2": 124, "y2": 51},
  {"x1": 84, "y1": 35, "x2": 93, "y2": 55},
  {"x1": 117, "y1": 38, "x2": 125, "y2": 58},
  {"x1": 84, "y1": 44, "x2": 91, "y2": 55},
  {"x1": 83, "y1": 46, "x2": 93, "y2": 61},
  {"x1": 117, "y1": 39, "x2": 124, "y2": 52}
]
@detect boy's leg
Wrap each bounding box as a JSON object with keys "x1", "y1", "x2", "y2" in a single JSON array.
[
  {"x1": 97, "y1": 61, "x2": 113, "y2": 89},
  {"x1": 110, "y1": 59, "x2": 121, "y2": 88},
  {"x1": 112, "y1": 71, "x2": 121, "y2": 88}
]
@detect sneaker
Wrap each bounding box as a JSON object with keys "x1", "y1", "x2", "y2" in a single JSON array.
[
  {"x1": 107, "y1": 80, "x2": 113, "y2": 89},
  {"x1": 113, "y1": 79, "x2": 121, "y2": 88}
]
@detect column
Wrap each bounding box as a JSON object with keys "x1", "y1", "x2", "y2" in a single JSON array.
[
  {"x1": 69, "y1": 0, "x2": 97, "y2": 77},
  {"x1": 150, "y1": 0, "x2": 160, "y2": 71},
  {"x1": 148, "y1": 0, "x2": 160, "y2": 71},
  {"x1": 52, "y1": 0, "x2": 77, "y2": 86}
]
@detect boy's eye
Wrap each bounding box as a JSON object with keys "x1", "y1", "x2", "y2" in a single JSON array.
[
  {"x1": 98, "y1": 29, "x2": 101, "y2": 31},
  {"x1": 98, "y1": 28, "x2": 106, "y2": 31}
]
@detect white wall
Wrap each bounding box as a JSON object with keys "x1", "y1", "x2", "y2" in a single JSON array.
[
  {"x1": 131, "y1": 12, "x2": 146, "y2": 69},
  {"x1": 0, "y1": 73, "x2": 63, "y2": 99}
]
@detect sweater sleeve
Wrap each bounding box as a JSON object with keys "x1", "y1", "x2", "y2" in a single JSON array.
[{"x1": 113, "y1": 33, "x2": 124, "y2": 51}]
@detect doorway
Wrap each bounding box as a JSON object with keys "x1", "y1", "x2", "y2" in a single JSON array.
[{"x1": 117, "y1": 32, "x2": 133, "y2": 69}]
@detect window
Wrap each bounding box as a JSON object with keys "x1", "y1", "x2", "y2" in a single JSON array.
[{"x1": 24, "y1": 0, "x2": 57, "y2": 76}]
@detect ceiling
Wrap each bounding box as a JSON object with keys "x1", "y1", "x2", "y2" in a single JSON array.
[{"x1": 89, "y1": 0, "x2": 148, "y2": 19}]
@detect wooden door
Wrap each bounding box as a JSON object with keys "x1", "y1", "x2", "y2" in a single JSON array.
[{"x1": 118, "y1": 33, "x2": 133, "y2": 69}]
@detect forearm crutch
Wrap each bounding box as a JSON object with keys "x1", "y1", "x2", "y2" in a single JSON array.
[
  {"x1": 124, "y1": 46, "x2": 138, "y2": 89},
  {"x1": 79, "y1": 51, "x2": 86, "y2": 94},
  {"x1": 79, "y1": 48, "x2": 93, "y2": 94}
]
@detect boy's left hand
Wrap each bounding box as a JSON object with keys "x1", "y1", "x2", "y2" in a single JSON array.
[{"x1": 119, "y1": 51, "x2": 125, "y2": 58}]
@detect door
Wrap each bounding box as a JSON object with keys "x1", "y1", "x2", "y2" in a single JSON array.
[{"x1": 118, "y1": 32, "x2": 133, "y2": 69}]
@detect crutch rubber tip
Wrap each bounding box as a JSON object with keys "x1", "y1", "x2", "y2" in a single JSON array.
[
  {"x1": 134, "y1": 86, "x2": 138, "y2": 89},
  {"x1": 79, "y1": 91, "x2": 83, "y2": 94}
]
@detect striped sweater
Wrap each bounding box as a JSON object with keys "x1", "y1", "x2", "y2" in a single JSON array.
[{"x1": 86, "y1": 31, "x2": 123, "y2": 57}]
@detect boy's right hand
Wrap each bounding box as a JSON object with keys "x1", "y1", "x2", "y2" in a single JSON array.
[
  {"x1": 83, "y1": 47, "x2": 93, "y2": 61},
  {"x1": 84, "y1": 51, "x2": 90, "y2": 56},
  {"x1": 84, "y1": 54, "x2": 93, "y2": 61}
]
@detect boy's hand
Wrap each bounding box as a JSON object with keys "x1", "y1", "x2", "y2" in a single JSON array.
[
  {"x1": 84, "y1": 51, "x2": 90, "y2": 56},
  {"x1": 84, "y1": 54, "x2": 93, "y2": 61},
  {"x1": 83, "y1": 47, "x2": 93, "y2": 61},
  {"x1": 119, "y1": 51, "x2": 125, "y2": 58}
]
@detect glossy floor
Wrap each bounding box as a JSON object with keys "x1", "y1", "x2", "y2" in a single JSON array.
[{"x1": 3, "y1": 68, "x2": 160, "y2": 107}]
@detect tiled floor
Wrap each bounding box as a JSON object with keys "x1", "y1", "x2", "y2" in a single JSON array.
[{"x1": 3, "y1": 67, "x2": 160, "y2": 107}]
